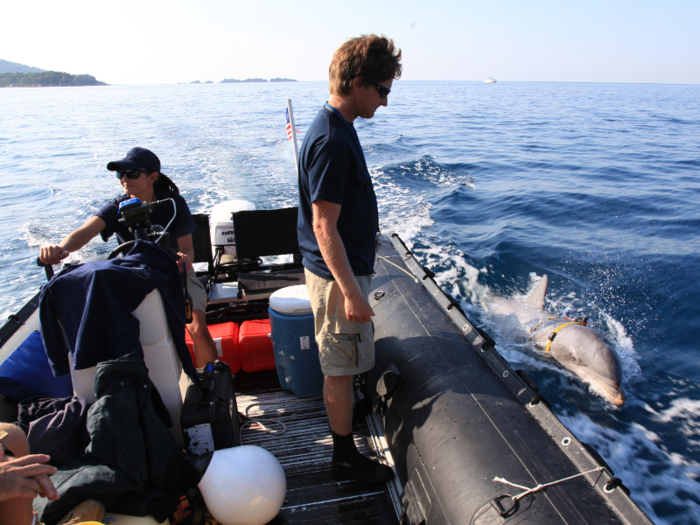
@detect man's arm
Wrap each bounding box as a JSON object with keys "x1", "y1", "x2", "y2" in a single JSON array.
[
  {"x1": 39, "y1": 216, "x2": 106, "y2": 265},
  {"x1": 312, "y1": 200, "x2": 374, "y2": 324}
]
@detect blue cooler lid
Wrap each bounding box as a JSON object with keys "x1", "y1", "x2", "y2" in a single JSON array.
[{"x1": 269, "y1": 285, "x2": 312, "y2": 315}]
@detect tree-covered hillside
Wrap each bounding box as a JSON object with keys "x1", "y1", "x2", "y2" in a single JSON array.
[
  {"x1": 0, "y1": 59, "x2": 45, "y2": 74},
  {"x1": 0, "y1": 71, "x2": 106, "y2": 87}
]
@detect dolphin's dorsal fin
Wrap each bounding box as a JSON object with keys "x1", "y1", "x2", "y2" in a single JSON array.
[{"x1": 523, "y1": 275, "x2": 548, "y2": 310}]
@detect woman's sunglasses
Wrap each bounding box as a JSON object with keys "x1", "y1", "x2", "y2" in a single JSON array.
[
  {"x1": 116, "y1": 169, "x2": 150, "y2": 180},
  {"x1": 368, "y1": 81, "x2": 391, "y2": 99}
]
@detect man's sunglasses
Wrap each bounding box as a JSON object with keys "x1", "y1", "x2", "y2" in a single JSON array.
[
  {"x1": 116, "y1": 169, "x2": 150, "y2": 180},
  {"x1": 368, "y1": 81, "x2": 391, "y2": 99}
]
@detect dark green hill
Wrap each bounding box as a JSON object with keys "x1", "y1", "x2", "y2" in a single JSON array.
[
  {"x1": 0, "y1": 59, "x2": 45, "y2": 74},
  {"x1": 0, "y1": 71, "x2": 107, "y2": 87}
]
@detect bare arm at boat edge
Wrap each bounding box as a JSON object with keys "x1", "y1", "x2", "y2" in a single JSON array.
[
  {"x1": 39, "y1": 216, "x2": 106, "y2": 265},
  {"x1": 312, "y1": 200, "x2": 374, "y2": 324},
  {"x1": 0, "y1": 445, "x2": 59, "y2": 502}
]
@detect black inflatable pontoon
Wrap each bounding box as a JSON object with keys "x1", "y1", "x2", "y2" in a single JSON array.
[{"x1": 366, "y1": 234, "x2": 652, "y2": 525}]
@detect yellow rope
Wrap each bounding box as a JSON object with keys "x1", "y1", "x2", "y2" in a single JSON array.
[
  {"x1": 530, "y1": 316, "x2": 588, "y2": 352},
  {"x1": 529, "y1": 316, "x2": 566, "y2": 334},
  {"x1": 545, "y1": 322, "x2": 578, "y2": 353}
]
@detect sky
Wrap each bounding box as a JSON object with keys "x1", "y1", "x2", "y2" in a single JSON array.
[{"x1": 2, "y1": 0, "x2": 699, "y2": 85}]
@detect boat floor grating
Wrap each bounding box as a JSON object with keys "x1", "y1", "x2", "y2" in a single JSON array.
[{"x1": 235, "y1": 375, "x2": 399, "y2": 524}]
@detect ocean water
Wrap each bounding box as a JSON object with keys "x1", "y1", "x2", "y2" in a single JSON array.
[{"x1": 1, "y1": 80, "x2": 699, "y2": 524}]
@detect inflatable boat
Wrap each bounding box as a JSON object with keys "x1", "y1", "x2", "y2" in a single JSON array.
[{"x1": 0, "y1": 203, "x2": 653, "y2": 525}]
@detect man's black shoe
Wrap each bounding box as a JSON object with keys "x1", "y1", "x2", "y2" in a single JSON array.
[{"x1": 332, "y1": 452, "x2": 393, "y2": 484}]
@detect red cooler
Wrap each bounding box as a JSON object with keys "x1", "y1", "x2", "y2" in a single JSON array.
[
  {"x1": 185, "y1": 322, "x2": 241, "y2": 373},
  {"x1": 239, "y1": 319, "x2": 275, "y2": 372}
]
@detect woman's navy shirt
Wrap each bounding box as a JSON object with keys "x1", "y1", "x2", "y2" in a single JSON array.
[
  {"x1": 297, "y1": 106, "x2": 379, "y2": 279},
  {"x1": 95, "y1": 189, "x2": 196, "y2": 253}
]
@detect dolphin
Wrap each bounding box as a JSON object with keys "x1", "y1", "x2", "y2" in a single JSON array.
[{"x1": 488, "y1": 275, "x2": 626, "y2": 406}]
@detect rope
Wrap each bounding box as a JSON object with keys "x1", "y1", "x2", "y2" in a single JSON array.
[
  {"x1": 529, "y1": 316, "x2": 566, "y2": 334},
  {"x1": 545, "y1": 322, "x2": 578, "y2": 353},
  {"x1": 528, "y1": 316, "x2": 588, "y2": 352},
  {"x1": 377, "y1": 255, "x2": 419, "y2": 283},
  {"x1": 493, "y1": 466, "x2": 605, "y2": 500},
  {"x1": 239, "y1": 397, "x2": 323, "y2": 441},
  {"x1": 240, "y1": 418, "x2": 286, "y2": 437}
]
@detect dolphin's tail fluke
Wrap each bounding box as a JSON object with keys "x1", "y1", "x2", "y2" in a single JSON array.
[{"x1": 524, "y1": 275, "x2": 548, "y2": 310}]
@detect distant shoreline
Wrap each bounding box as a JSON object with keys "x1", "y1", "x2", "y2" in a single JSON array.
[
  {"x1": 209, "y1": 77, "x2": 298, "y2": 84},
  {"x1": 5, "y1": 78, "x2": 696, "y2": 88},
  {"x1": 0, "y1": 71, "x2": 106, "y2": 88}
]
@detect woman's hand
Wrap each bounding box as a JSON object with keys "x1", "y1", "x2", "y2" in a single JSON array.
[
  {"x1": 175, "y1": 252, "x2": 193, "y2": 272},
  {"x1": 0, "y1": 445, "x2": 59, "y2": 502},
  {"x1": 39, "y1": 245, "x2": 69, "y2": 266}
]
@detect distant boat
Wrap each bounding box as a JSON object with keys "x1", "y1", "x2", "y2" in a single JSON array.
[{"x1": 484, "y1": 60, "x2": 496, "y2": 83}]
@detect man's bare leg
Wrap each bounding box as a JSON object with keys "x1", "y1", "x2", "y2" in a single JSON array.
[
  {"x1": 325, "y1": 376, "x2": 392, "y2": 484},
  {"x1": 324, "y1": 375, "x2": 354, "y2": 435}
]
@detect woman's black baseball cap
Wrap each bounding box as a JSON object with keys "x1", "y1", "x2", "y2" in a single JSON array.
[{"x1": 106, "y1": 147, "x2": 161, "y2": 173}]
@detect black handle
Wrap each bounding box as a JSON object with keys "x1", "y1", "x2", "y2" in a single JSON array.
[{"x1": 36, "y1": 258, "x2": 54, "y2": 281}]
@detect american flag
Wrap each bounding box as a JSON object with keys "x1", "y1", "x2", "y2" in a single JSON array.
[{"x1": 286, "y1": 108, "x2": 299, "y2": 140}]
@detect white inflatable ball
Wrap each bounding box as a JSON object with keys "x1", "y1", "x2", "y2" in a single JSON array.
[{"x1": 198, "y1": 445, "x2": 286, "y2": 525}]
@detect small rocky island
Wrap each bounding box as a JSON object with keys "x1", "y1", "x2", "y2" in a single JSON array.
[
  {"x1": 221, "y1": 78, "x2": 297, "y2": 83},
  {"x1": 221, "y1": 78, "x2": 267, "y2": 83}
]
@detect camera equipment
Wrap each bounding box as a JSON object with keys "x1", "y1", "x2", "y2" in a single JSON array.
[{"x1": 108, "y1": 198, "x2": 175, "y2": 258}]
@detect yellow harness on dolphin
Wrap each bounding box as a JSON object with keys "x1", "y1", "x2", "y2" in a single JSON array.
[{"x1": 529, "y1": 316, "x2": 589, "y2": 353}]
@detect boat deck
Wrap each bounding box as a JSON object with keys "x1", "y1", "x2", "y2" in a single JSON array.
[{"x1": 234, "y1": 370, "x2": 400, "y2": 525}]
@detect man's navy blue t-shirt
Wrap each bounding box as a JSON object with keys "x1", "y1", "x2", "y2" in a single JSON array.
[
  {"x1": 95, "y1": 189, "x2": 196, "y2": 253},
  {"x1": 297, "y1": 105, "x2": 379, "y2": 279}
]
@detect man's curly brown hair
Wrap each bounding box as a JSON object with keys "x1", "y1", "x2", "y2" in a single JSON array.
[{"x1": 329, "y1": 34, "x2": 402, "y2": 96}]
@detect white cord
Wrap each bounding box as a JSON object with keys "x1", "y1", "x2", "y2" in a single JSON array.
[
  {"x1": 377, "y1": 255, "x2": 419, "y2": 283},
  {"x1": 240, "y1": 418, "x2": 287, "y2": 438},
  {"x1": 239, "y1": 397, "x2": 323, "y2": 442},
  {"x1": 154, "y1": 198, "x2": 177, "y2": 246},
  {"x1": 493, "y1": 466, "x2": 606, "y2": 500}
]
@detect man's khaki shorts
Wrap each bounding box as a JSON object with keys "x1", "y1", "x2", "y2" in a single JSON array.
[
  {"x1": 305, "y1": 269, "x2": 375, "y2": 377},
  {"x1": 186, "y1": 270, "x2": 208, "y2": 313}
]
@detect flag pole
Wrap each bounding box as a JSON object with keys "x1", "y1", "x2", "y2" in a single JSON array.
[{"x1": 287, "y1": 99, "x2": 300, "y2": 176}]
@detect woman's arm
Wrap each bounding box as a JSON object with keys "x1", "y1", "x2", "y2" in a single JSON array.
[
  {"x1": 39, "y1": 216, "x2": 106, "y2": 265},
  {"x1": 175, "y1": 233, "x2": 195, "y2": 272}
]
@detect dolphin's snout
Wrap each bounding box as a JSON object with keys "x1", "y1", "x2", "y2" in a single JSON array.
[
  {"x1": 607, "y1": 389, "x2": 626, "y2": 407},
  {"x1": 586, "y1": 371, "x2": 626, "y2": 406}
]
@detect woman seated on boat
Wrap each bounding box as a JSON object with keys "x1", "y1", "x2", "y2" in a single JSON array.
[{"x1": 39, "y1": 147, "x2": 217, "y2": 367}]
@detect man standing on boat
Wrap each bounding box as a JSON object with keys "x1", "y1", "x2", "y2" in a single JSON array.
[{"x1": 297, "y1": 34, "x2": 402, "y2": 484}]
